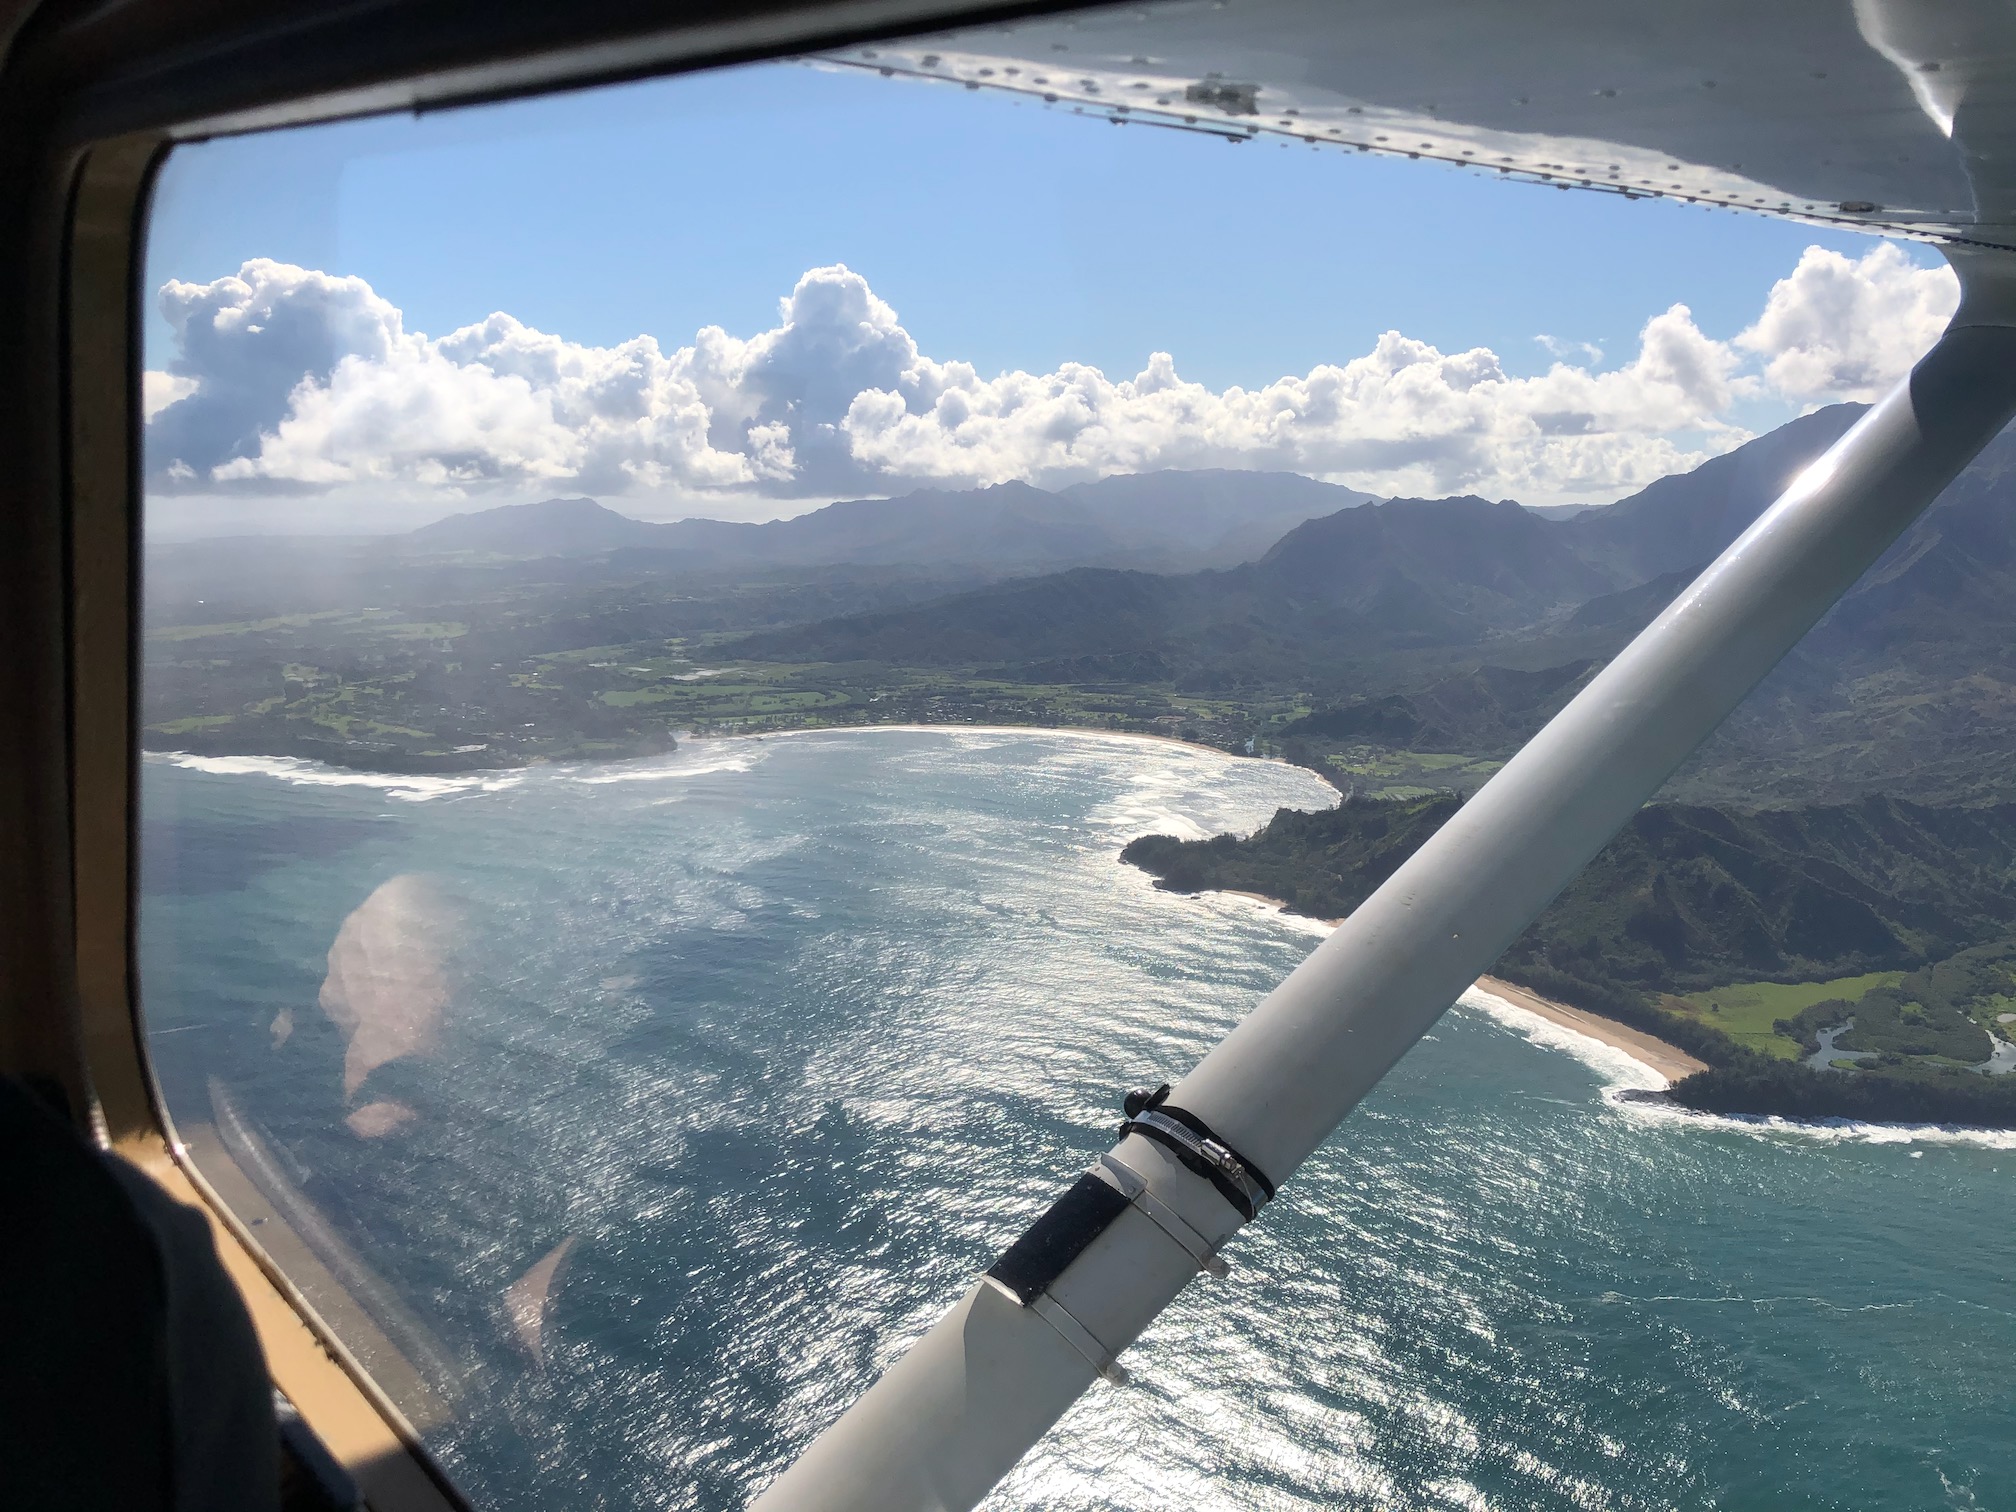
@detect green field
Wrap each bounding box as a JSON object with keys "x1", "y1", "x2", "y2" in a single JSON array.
[
  {"x1": 1669, "y1": 971, "x2": 1905, "y2": 1059},
  {"x1": 1321, "y1": 746, "x2": 1504, "y2": 799},
  {"x1": 149, "y1": 714, "x2": 236, "y2": 735}
]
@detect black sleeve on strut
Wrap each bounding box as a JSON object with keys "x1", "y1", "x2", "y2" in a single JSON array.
[{"x1": 984, "y1": 1173, "x2": 1132, "y2": 1306}]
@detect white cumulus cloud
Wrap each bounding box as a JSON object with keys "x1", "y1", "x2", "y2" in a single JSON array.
[
  {"x1": 142, "y1": 370, "x2": 199, "y2": 422},
  {"x1": 843, "y1": 305, "x2": 1749, "y2": 503},
  {"x1": 150, "y1": 259, "x2": 755, "y2": 493},
  {"x1": 1736, "y1": 242, "x2": 1958, "y2": 403},
  {"x1": 144, "y1": 244, "x2": 1957, "y2": 507}
]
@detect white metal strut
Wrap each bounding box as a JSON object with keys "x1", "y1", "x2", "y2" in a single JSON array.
[{"x1": 750, "y1": 248, "x2": 2016, "y2": 1512}]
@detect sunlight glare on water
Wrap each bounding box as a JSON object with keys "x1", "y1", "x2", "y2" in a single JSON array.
[{"x1": 140, "y1": 730, "x2": 2014, "y2": 1512}]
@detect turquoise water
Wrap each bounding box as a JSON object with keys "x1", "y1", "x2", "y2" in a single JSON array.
[{"x1": 140, "y1": 730, "x2": 2015, "y2": 1512}]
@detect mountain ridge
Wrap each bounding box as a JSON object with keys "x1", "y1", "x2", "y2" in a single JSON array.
[
  {"x1": 728, "y1": 414, "x2": 1870, "y2": 673},
  {"x1": 399, "y1": 469, "x2": 1379, "y2": 575}
]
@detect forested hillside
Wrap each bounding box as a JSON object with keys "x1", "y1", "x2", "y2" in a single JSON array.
[
  {"x1": 1123, "y1": 794, "x2": 2016, "y2": 1126},
  {"x1": 1123, "y1": 794, "x2": 2016, "y2": 994}
]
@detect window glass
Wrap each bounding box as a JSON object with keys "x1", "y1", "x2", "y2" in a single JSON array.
[{"x1": 140, "y1": 12, "x2": 2016, "y2": 1510}]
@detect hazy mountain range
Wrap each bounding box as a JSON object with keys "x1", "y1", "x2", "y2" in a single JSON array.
[
  {"x1": 146, "y1": 396, "x2": 2016, "y2": 809},
  {"x1": 404, "y1": 469, "x2": 1377, "y2": 574},
  {"x1": 713, "y1": 399, "x2": 2016, "y2": 806},
  {"x1": 729, "y1": 406, "x2": 1865, "y2": 670}
]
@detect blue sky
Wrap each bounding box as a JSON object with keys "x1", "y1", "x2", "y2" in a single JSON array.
[
  {"x1": 149, "y1": 59, "x2": 1906, "y2": 391},
  {"x1": 144, "y1": 57, "x2": 1953, "y2": 534}
]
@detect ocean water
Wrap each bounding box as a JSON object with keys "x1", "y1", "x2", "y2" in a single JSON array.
[{"x1": 139, "y1": 730, "x2": 2015, "y2": 1512}]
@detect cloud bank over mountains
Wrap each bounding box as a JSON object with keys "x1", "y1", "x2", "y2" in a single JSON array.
[{"x1": 145, "y1": 243, "x2": 1954, "y2": 507}]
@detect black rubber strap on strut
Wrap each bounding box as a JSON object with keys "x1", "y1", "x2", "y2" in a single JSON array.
[
  {"x1": 985, "y1": 1173, "x2": 1132, "y2": 1306},
  {"x1": 1118, "y1": 1083, "x2": 1277, "y2": 1222},
  {"x1": 983, "y1": 1085, "x2": 1279, "y2": 1308}
]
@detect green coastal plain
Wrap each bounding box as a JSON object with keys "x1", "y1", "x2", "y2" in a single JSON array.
[{"x1": 1672, "y1": 974, "x2": 1908, "y2": 1060}]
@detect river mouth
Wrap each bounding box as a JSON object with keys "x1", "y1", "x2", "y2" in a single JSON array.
[{"x1": 1806, "y1": 1019, "x2": 1880, "y2": 1072}]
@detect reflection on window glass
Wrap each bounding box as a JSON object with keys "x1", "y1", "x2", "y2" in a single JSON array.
[{"x1": 140, "y1": 6, "x2": 2015, "y2": 1510}]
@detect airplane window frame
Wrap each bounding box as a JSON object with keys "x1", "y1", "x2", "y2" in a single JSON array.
[
  {"x1": 9, "y1": 1, "x2": 1108, "y2": 1506},
  {"x1": 39, "y1": 2, "x2": 1999, "y2": 1504}
]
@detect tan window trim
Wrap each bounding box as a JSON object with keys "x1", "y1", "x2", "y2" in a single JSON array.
[
  {"x1": 47, "y1": 10, "x2": 1104, "y2": 1505},
  {"x1": 65, "y1": 130, "x2": 464, "y2": 1512}
]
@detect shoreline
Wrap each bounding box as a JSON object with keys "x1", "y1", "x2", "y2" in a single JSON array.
[
  {"x1": 712, "y1": 720, "x2": 1344, "y2": 794},
  {"x1": 153, "y1": 719, "x2": 1348, "y2": 795},
  {"x1": 1201, "y1": 887, "x2": 1709, "y2": 1088},
  {"x1": 159, "y1": 731, "x2": 1707, "y2": 1083},
  {"x1": 1207, "y1": 892, "x2": 1707, "y2": 1083},
  {"x1": 156, "y1": 730, "x2": 1710, "y2": 1084},
  {"x1": 1472, "y1": 975, "x2": 1708, "y2": 1084},
  {"x1": 153, "y1": 738, "x2": 2016, "y2": 1137}
]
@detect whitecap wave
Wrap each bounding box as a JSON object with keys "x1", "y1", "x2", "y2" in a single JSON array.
[
  {"x1": 1085, "y1": 753, "x2": 1332, "y2": 844},
  {"x1": 1608, "y1": 1091, "x2": 2016, "y2": 1151},
  {"x1": 151, "y1": 751, "x2": 523, "y2": 802},
  {"x1": 1461, "y1": 986, "x2": 2016, "y2": 1148},
  {"x1": 1179, "y1": 884, "x2": 1336, "y2": 940},
  {"x1": 1458, "y1": 987, "x2": 1670, "y2": 1094},
  {"x1": 1100, "y1": 799, "x2": 1217, "y2": 843},
  {"x1": 563, "y1": 742, "x2": 764, "y2": 784}
]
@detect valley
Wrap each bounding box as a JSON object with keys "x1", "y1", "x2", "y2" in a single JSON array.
[{"x1": 144, "y1": 406, "x2": 2016, "y2": 1128}]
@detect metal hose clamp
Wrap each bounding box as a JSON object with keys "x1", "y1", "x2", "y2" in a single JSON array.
[{"x1": 1117, "y1": 1083, "x2": 1276, "y2": 1221}]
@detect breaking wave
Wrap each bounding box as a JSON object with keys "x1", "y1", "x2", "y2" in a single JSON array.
[{"x1": 151, "y1": 750, "x2": 525, "y2": 801}]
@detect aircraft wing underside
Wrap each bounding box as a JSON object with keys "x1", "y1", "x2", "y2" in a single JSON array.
[{"x1": 820, "y1": 0, "x2": 2016, "y2": 249}]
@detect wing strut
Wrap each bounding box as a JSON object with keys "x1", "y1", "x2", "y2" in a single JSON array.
[{"x1": 751, "y1": 247, "x2": 2016, "y2": 1512}]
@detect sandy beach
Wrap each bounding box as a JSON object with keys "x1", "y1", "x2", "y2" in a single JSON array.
[
  {"x1": 1474, "y1": 975, "x2": 1707, "y2": 1082},
  {"x1": 1197, "y1": 890, "x2": 1708, "y2": 1083},
  {"x1": 747, "y1": 719, "x2": 1331, "y2": 771}
]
